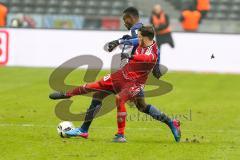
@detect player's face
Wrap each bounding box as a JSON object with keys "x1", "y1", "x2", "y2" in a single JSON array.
[
  {"x1": 138, "y1": 31, "x2": 145, "y2": 47},
  {"x1": 123, "y1": 14, "x2": 135, "y2": 30}
]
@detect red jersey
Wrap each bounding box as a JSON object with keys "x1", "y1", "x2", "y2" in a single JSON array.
[
  {"x1": 112, "y1": 41, "x2": 158, "y2": 85},
  {"x1": 85, "y1": 42, "x2": 158, "y2": 98}
]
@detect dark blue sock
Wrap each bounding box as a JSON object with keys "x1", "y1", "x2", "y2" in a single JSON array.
[
  {"x1": 81, "y1": 99, "x2": 102, "y2": 132},
  {"x1": 144, "y1": 104, "x2": 172, "y2": 126}
]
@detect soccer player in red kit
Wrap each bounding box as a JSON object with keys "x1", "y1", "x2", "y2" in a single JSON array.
[{"x1": 50, "y1": 25, "x2": 181, "y2": 142}]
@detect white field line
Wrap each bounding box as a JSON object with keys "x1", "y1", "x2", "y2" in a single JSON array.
[{"x1": 0, "y1": 123, "x2": 239, "y2": 133}]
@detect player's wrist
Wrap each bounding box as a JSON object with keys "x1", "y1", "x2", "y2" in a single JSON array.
[{"x1": 118, "y1": 39, "x2": 123, "y2": 44}]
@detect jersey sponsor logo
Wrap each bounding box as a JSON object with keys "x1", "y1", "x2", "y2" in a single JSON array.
[
  {"x1": 129, "y1": 85, "x2": 142, "y2": 97},
  {"x1": 0, "y1": 30, "x2": 9, "y2": 65}
]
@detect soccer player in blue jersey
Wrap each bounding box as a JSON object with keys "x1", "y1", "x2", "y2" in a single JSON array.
[{"x1": 50, "y1": 7, "x2": 181, "y2": 142}]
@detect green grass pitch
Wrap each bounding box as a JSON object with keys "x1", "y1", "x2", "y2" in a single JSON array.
[{"x1": 0, "y1": 67, "x2": 239, "y2": 160}]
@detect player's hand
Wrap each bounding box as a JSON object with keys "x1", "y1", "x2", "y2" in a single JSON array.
[
  {"x1": 121, "y1": 52, "x2": 131, "y2": 59},
  {"x1": 108, "y1": 40, "x2": 119, "y2": 52},
  {"x1": 152, "y1": 64, "x2": 163, "y2": 79},
  {"x1": 121, "y1": 34, "x2": 131, "y2": 40},
  {"x1": 120, "y1": 58, "x2": 129, "y2": 68}
]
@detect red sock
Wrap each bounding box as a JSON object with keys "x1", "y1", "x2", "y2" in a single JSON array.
[
  {"x1": 117, "y1": 111, "x2": 127, "y2": 135},
  {"x1": 66, "y1": 85, "x2": 88, "y2": 96},
  {"x1": 116, "y1": 96, "x2": 127, "y2": 135}
]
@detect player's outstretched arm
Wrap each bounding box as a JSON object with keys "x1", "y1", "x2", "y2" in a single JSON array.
[
  {"x1": 106, "y1": 37, "x2": 139, "y2": 52},
  {"x1": 119, "y1": 38, "x2": 139, "y2": 47},
  {"x1": 107, "y1": 40, "x2": 120, "y2": 52}
]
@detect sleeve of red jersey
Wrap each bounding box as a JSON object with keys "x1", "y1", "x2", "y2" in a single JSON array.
[{"x1": 132, "y1": 53, "x2": 156, "y2": 62}]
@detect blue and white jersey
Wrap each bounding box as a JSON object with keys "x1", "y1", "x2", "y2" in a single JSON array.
[
  {"x1": 119, "y1": 22, "x2": 143, "y2": 56},
  {"x1": 121, "y1": 22, "x2": 161, "y2": 64},
  {"x1": 117, "y1": 22, "x2": 143, "y2": 68},
  {"x1": 118, "y1": 22, "x2": 161, "y2": 68},
  {"x1": 130, "y1": 22, "x2": 143, "y2": 39}
]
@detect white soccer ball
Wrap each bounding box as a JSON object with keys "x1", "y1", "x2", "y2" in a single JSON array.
[{"x1": 57, "y1": 121, "x2": 75, "y2": 138}]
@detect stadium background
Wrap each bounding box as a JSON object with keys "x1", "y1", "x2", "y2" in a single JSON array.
[
  {"x1": 2, "y1": 0, "x2": 240, "y2": 33},
  {"x1": 0, "y1": 0, "x2": 240, "y2": 160}
]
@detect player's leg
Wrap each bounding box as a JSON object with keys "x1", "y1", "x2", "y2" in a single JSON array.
[
  {"x1": 49, "y1": 78, "x2": 113, "y2": 100},
  {"x1": 49, "y1": 83, "x2": 99, "y2": 100},
  {"x1": 64, "y1": 91, "x2": 110, "y2": 138},
  {"x1": 134, "y1": 95, "x2": 172, "y2": 125},
  {"x1": 113, "y1": 84, "x2": 143, "y2": 142},
  {"x1": 50, "y1": 75, "x2": 115, "y2": 138},
  {"x1": 113, "y1": 90, "x2": 129, "y2": 142},
  {"x1": 134, "y1": 92, "x2": 181, "y2": 142},
  {"x1": 79, "y1": 75, "x2": 115, "y2": 133},
  {"x1": 80, "y1": 91, "x2": 110, "y2": 132}
]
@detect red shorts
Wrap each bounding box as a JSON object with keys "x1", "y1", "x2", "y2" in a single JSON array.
[{"x1": 84, "y1": 74, "x2": 143, "y2": 102}]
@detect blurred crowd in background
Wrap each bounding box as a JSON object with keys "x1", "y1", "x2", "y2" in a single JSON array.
[{"x1": 0, "y1": 0, "x2": 239, "y2": 33}]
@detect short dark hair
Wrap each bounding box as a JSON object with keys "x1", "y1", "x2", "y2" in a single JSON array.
[
  {"x1": 123, "y1": 7, "x2": 139, "y2": 18},
  {"x1": 139, "y1": 25, "x2": 155, "y2": 40}
]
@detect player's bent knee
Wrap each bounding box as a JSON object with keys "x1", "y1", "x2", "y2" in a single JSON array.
[
  {"x1": 137, "y1": 105, "x2": 146, "y2": 112},
  {"x1": 135, "y1": 99, "x2": 147, "y2": 112},
  {"x1": 92, "y1": 92, "x2": 105, "y2": 101}
]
